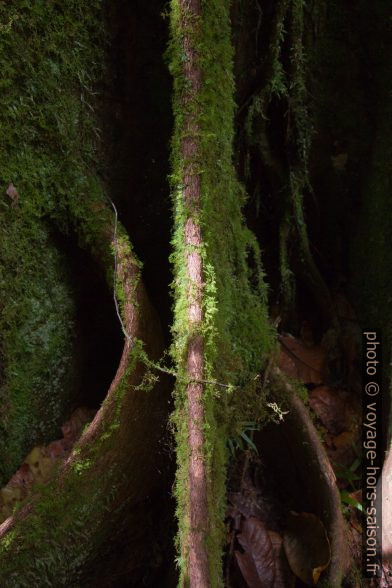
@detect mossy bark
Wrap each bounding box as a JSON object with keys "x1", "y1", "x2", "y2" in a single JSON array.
[
  {"x1": 0, "y1": 209, "x2": 78, "y2": 486},
  {"x1": 175, "y1": 0, "x2": 209, "y2": 584},
  {"x1": 1, "y1": 0, "x2": 391, "y2": 585},
  {"x1": 0, "y1": 4, "x2": 171, "y2": 584},
  {"x1": 0, "y1": 207, "x2": 170, "y2": 586},
  {"x1": 234, "y1": 0, "x2": 391, "y2": 583},
  {"x1": 169, "y1": 1, "x2": 272, "y2": 585}
]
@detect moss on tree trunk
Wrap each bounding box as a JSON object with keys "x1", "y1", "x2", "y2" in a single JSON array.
[{"x1": 0, "y1": 0, "x2": 391, "y2": 585}]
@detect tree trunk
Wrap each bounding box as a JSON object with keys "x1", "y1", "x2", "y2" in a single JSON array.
[
  {"x1": 178, "y1": 0, "x2": 209, "y2": 583},
  {"x1": 169, "y1": 1, "x2": 271, "y2": 584},
  {"x1": 0, "y1": 203, "x2": 170, "y2": 585},
  {"x1": 0, "y1": 0, "x2": 391, "y2": 586}
]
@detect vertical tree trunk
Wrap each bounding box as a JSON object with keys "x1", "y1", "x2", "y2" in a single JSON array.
[
  {"x1": 169, "y1": 1, "x2": 272, "y2": 585},
  {"x1": 178, "y1": 1, "x2": 209, "y2": 584}
]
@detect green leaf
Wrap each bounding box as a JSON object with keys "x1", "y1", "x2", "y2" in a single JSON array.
[
  {"x1": 239, "y1": 431, "x2": 258, "y2": 453},
  {"x1": 340, "y1": 490, "x2": 363, "y2": 513}
]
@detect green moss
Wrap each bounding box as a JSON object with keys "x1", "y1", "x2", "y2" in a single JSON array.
[
  {"x1": 0, "y1": 1, "x2": 162, "y2": 583},
  {"x1": 0, "y1": 1, "x2": 113, "y2": 483},
  {"x1": 0, "y1": 1, "x2": 106, "y2": 218},
  {"x1": 168, "y1": 1, "x2": 273, "y2": 584},
  {"x1": 0, "y1": 465, "x2": 109, "y2": 586},
  {"x1": 0, "y1": 346, "x2": 140, "y2": 586},
  {"x1": 0, "y1": 208, "x2": 77, "y2": 484}
]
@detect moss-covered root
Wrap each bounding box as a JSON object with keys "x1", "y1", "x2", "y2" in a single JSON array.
[
  {"x1": 0, "y1": 210, "x2": 169, "y2": 586},
  {"x1": 274, "y1": 368, "x2": 348, "y2": 586}
]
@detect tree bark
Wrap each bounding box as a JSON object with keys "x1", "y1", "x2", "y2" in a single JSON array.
[
  {"x1": 0, "y1": 204, "x2": 170, "y2": 586},
  {"x1": 178, "y1": 1, "x2": 210, "y2": 586},
  {"x1": 1, "y1": 1, "x2": 391, "y2": 585}
]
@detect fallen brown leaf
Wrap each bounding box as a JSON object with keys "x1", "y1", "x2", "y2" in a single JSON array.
[
  {"x1": 327, "y1": 432, "x2": 358, "y2": 471},
  {"x1": 46, "y1": 439, "x2": 71, "y2": 461},
  {"x1": 0, "y1": 406, "x2": 97, "y2": 525},
  {"x1": 283, "y1": 512, "x2": 330, "y2": 586},
  {"x1": 278, "y1": 335, "x2": 326, "y2": 385},
  {"x1": 235, "y1": 551, "x2": 266, "y2": 588},
  {"x1": 61, "y1": 406, "x2": 95, "y2": 443},
  {"x1": 333, "y1": 431, "x2": 355, "y2": 450},
  {"x1": 309, "y1": 386, "x2": 348, "y2": 435},
  {"x1": 235, "y1": 517, "x2": 275, "y2": 587},
  {"x1": 268, "y1": 530, "x2": 295, "y2": 588},
  {"x1": 8, "y1": 463, "x2": 34, "y2": 498}
]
